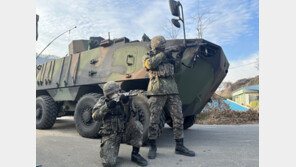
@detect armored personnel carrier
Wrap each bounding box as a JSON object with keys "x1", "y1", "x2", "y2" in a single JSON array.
[{"x1": 36, "y1": 0, "x2": 229, "y2": 139}]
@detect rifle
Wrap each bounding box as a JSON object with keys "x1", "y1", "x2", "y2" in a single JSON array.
[
  {"x1": 111, "y1": 92, "x2": 138, "y2": 102},
  {"x1": 109, "y1": 92, "x2": 138, "y2": 121},
  {"x1": 165, "y1": 45, "x2": 185, "y2": 54}
]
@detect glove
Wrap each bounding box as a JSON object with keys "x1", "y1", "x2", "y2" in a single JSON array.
[
  {"x1": 91, "y1": 113, "x2": 95, "y2": 119},
  {"x1": 106, "y1": 100, "x2": 116, "y2": 109},
  {"x1": 120, "y1": 94, "x2": 129, "y2": 104}
]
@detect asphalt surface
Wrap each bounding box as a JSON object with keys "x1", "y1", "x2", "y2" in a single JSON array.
[{"x1": 36, "y1": 117, "x2": 259, "y2": 167}]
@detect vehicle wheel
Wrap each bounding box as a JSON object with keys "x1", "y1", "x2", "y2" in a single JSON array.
[
  {"x1": 36, "y1": 95, "x2": 58, "y2": 129},
  {"x1": 74, "y1": 93, "x2": 102, "y2": 138},
  {"x1": 130, "y1": 93, "x2": 150, "y2": 144},
  {"x1": 167, "y1": 115, "x2": 197, "y2": 130},
  {"x1": 167, "y1": 120, "x2": 173, "y2": 128},
  {"x1": 183, "y1": 115, "x2": 197, "y2": 130}
]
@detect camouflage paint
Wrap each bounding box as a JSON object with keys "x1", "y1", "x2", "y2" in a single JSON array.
[
  {"x1": 47, "y1": 87, "x2": 80, "y2": 101},
  {"x1": 36, "y1": 38, "x2": 229, "y2": 117}
]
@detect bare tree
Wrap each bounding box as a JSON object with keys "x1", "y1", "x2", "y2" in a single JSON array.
[
  {"x1": 192, "y1": 0, "x2": 216, "y2": 39},
  {"x1": 162, "y1": 19, "x2": 181, "y2": 39}
]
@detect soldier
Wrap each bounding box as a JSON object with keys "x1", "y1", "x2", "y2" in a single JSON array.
[
  {"x1": 92, "y1": 81, "x2": 148, "y2": 167},
  {"x1": 144, "y1": 36, "x2": 195, "y2": 159}
]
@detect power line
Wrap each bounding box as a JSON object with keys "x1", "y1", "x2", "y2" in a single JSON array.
[{"x1": 229, "y1": 61, "x2": 257, "y2": 69}]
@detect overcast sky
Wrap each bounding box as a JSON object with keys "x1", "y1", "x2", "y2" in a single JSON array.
[{"x1": 36, "y1": 0, "x2": 259, "y2": 82}]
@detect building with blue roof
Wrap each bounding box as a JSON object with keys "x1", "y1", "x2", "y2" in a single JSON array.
[
  {"x1": 224, "y1": 99, "x2": 249, "y2": 111},
  {"x1": 232, "y1": 85, "x2": 259, "y2": 107},
  {"x1": 202, "y1": 95, "x2": 249, "y2": 112}
]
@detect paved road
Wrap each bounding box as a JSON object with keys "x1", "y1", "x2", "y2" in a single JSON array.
[{"x1": 37, "y1": 117, "x2": 259, "y2": 167}]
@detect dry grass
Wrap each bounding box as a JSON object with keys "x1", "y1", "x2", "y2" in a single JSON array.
[
  {"x1": 196, "y1": 94, "x2": 259, "y2": 125},
  {"x1": 196, "y1": 109, "x2": 259, "y2": 125}
]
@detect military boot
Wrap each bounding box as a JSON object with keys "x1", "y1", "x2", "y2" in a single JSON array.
[
  {"x1": 148, "y1": 139, "x2": 157, "y2": 159},
  {"x1": 175, "y1": 138, "x2": 195, "y2": 157},
  {"x1": 131, "y1": 147, "x2": 148, "y2": 166}
]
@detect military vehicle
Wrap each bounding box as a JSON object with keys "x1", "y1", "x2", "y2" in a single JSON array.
[{"x1": 36, "y1": 0, "x2": 229, "y2": 139}]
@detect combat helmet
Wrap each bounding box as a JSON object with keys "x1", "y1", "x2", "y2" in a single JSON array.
[
  {"x1": 103, "y1": 81, "x2": 121, "y2": 96},
  {"x1": 151, "y1": 36, "x2": 166, "y2": 51}
]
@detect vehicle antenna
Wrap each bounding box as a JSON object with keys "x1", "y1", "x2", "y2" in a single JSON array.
[{"x1": 36, "y1": 26, "x2": 77, "y2": 59}]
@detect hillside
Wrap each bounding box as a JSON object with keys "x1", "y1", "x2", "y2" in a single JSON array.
[{"x1": 216, "y1": 75, "x2": 259, "y2": 98}]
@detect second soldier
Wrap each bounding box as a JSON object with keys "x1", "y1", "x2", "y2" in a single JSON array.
[{"x1": 92, "y1": 81, "x2": 148, "y2": 167}]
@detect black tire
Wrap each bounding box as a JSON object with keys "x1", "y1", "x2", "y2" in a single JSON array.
[
  {"x1": 130, "y1": 93, "x2": 150, "y2": 144},
  {"x1": 167, "y1": 115, "x2": 197, "y2": 130},
  {"x1": 36, "y1": 95, "x2": 58, "y2": 129},
  {"x1": 74, "y1": 93, "x2": 102, "y2": 138},
  {"x1": 183, "y1": 115, "x2": 197, "y2": 130},
  {"x1": 167, "y1": 120, "x2": 173, "y2": 128}
]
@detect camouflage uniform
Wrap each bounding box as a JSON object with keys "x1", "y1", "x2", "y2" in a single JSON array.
[
  {"x1": 92, "y1": 82, "x2": 146, "y2": 166},
  {"x1": 144, "y1": 36, "x2": 195, "y2": 159},
  {"x1": 148, "y1": 95, "x2": 183, "y2": 139},
  {"x1": 144, "y1": 36, "x2": 183, "y2": 140}
]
